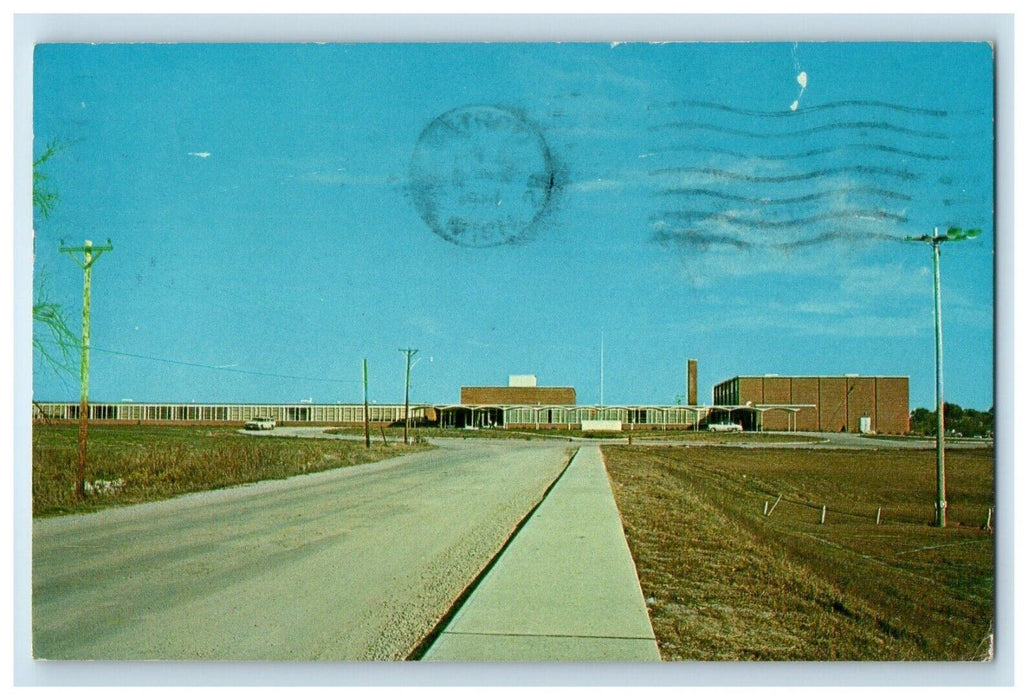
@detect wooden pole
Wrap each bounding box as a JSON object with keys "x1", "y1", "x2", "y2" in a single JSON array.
[
  {"x1": 820, "y1": 505, "x2": 827, "y2": 525},
  {"x1": 876, "y1": 507, "x2": 882, "y2": 525},
  {"x1": 363, "y1": 359, "x2": 370, "y2": 448},
  {"x1": 399, "y1": 348, "x2": 418, "y2": 445},
  {"x1": 76, "y1": 247, "x2": 92, "y2": 501},
  {"x1": 60, "y1": 239, "x2": 113, "y2": 501}
]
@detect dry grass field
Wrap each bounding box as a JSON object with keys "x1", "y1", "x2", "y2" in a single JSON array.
[
  {"x1": 32, "y1": 424, "x2": 429, "y2": 517},
  {"x1": 603, "y1": 445, "x2": 995, "y2": 661},
  {"x1": 328, "y1": 426, "x2": 822, "y2": 443}
]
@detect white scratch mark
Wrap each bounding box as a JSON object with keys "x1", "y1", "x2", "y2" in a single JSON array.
[{"x1": 790, "y1": 44, "x2": 808, "y2": 111}]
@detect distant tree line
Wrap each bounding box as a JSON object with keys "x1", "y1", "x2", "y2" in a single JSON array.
[{"x1": 910, "y1": 404, "x2": 994, "y2": 437}]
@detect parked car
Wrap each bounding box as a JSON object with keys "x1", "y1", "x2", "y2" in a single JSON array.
[
  {"x1": 245, "y1": 416, "x2": 276, "y2": 430},
  {"x1": 707, "y1": 422, "x2": 743, "y2": 432}
]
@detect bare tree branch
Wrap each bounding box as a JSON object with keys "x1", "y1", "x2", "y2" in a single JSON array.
[{"x1": 32, "y1": 139, "x2": 77, "y2": 382}]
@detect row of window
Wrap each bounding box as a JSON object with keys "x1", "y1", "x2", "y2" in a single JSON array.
[
  {"x1": 33, "y1": 403, "x2": 708, "y2": 426},
  {"x1": 34, "y1": 403, "x2": 406, "y2": 423}
]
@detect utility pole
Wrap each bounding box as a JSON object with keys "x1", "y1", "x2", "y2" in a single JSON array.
[
  {"x1": 363, "y1": 359, "x2": 370, "y2": 448},
  {"x1": 399, "y1": 348, "x2": 418, "y2": 444},
  {"x1": 60, "y1": 239, "x2": 113, "y2": 500},
  {"x1": 932, "y1": 239, "x2": 946, "y2": 527},
  {"x1": 599, "y1": 329, "x2": 604, "y2": 407},
  {"x1": 906, "y1": 226, "x2": 979, "y2": 527}
]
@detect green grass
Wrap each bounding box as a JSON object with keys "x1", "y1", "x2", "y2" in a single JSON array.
[
  {"x1": 603, "y1": 445, "x2": 995, "y2": 661},
  {"x1": 32, "y1": 424, "x2": 431, "y2": 517}
]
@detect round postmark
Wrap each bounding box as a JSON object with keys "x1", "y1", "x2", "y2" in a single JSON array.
[{"x1": 409, "y1": 105, "x2": 557, "y2": 247}]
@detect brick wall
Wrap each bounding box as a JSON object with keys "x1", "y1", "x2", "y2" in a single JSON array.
[
  {"x1": 711, "y1": 375, "x2": 909, "y2": 434},
  {"x1": 761, "y1": 376, "x2": 792, "y2": 430},
  {"x1": 818, "y1": 377, "x2": 848, "y2": 432},
  {"x1": 687, "y1": 360, "x2": 698, "y2": 406},
  {"x1": 875, "y1": 377, "x2": 910, "y2": 434},
  {"x1": 460, "y1": 386, "x2": 576, "y2": 405},
  {"x1": 790, "y1": 376, "x2": 820, "y2": 431},
  {"x1": 847, "y1": 377, "x2": 877, "y2": 432},
  {"x1": 738, "y1": 377, "x2": 764, "y2": 405}
]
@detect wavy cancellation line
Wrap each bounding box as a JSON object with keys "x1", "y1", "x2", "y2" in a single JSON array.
[
  {"x1": 770, "y1": 229, "x2": 908, "y2": 248},
  {"x1": 651, "y1": 228, "x2": 752, "y2": 250},
  {"x1": 649, "y1": 164, "x2": 919, "y2": 183},
  {"x1": 656, "y1": 186, "x2": 913, "y2": 206},
  {"x1": 649, "y1": 99, "x2": 962, "y2": 119},
  {"x1": 657, "y1": 142, "x2": 954, "y2": 163},
  {"x1": 657, "y1": 208, "x2": 909, "y2": 229},
  {"x1": 652, "y1": 226, "x2": 907, "y2": 251},
  {"x1": 649, "y1": 119, "x2": 953, "y2": 140}
]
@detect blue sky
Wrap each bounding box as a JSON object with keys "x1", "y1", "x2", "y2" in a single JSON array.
[{"x1": 31, "y1": 42, "x2": 995, "y2": 410}]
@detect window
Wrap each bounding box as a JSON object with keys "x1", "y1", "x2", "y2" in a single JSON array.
[
  {"x1": 286, "y1": 407, "x2": 311, "y2": 422},
  {"x1": 93, "y1": 404, "x2": 117, "y2": 420}
]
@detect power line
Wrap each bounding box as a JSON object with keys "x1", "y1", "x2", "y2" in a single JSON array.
[{"x1": 34, "y1": 339, "x2": 360, "y2": 384}]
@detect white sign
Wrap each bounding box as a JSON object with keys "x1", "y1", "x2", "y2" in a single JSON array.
[{"x1": 581, "y1": 420, "x2": 623, "y2": 432}]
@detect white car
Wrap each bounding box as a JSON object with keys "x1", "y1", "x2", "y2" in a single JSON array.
[
  {"x1": 707, "y1": 422, "x2": 743, "y2": 432},
  {"x1": 245, "y1": 416, "x2": 276, "y2": 430}
]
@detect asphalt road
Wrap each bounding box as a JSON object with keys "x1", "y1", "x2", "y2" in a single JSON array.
[
  {"x1": 32, "y1": 438, "x2": 573, "y2": 660},
  {"x1": 628, "y1": 432, "x2": 993, "y2": 450},
  {"x1": 737, "y1": 432, "x2": 993, "y2": 450}
]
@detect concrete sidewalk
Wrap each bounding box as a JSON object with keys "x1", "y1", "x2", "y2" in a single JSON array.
[{"x1": 423, "y1": 446, "x2": 661, "y2": 661}]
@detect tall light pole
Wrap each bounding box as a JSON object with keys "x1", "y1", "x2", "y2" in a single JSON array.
[
  {"x1": 60, "y1": 238, "x2": 113, "y2": 500},
  {"x1": 906, "y1": 226, "x2": 980, "y2": 527},
  {"x1": 399, "y1": 348, "x2": 418, "y2": 444}
]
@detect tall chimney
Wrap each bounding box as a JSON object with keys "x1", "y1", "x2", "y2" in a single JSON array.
[{"x1": 687, "y1": 359, "x2": 698, "y2": 406}]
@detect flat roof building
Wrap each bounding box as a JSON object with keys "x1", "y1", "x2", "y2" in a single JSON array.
[
  {"x1": 713, "y1": 374, "x2": 909, "y2": 434},
  {"x1": 32, "y1": 366, "x2": 908, "y2": 435}
]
